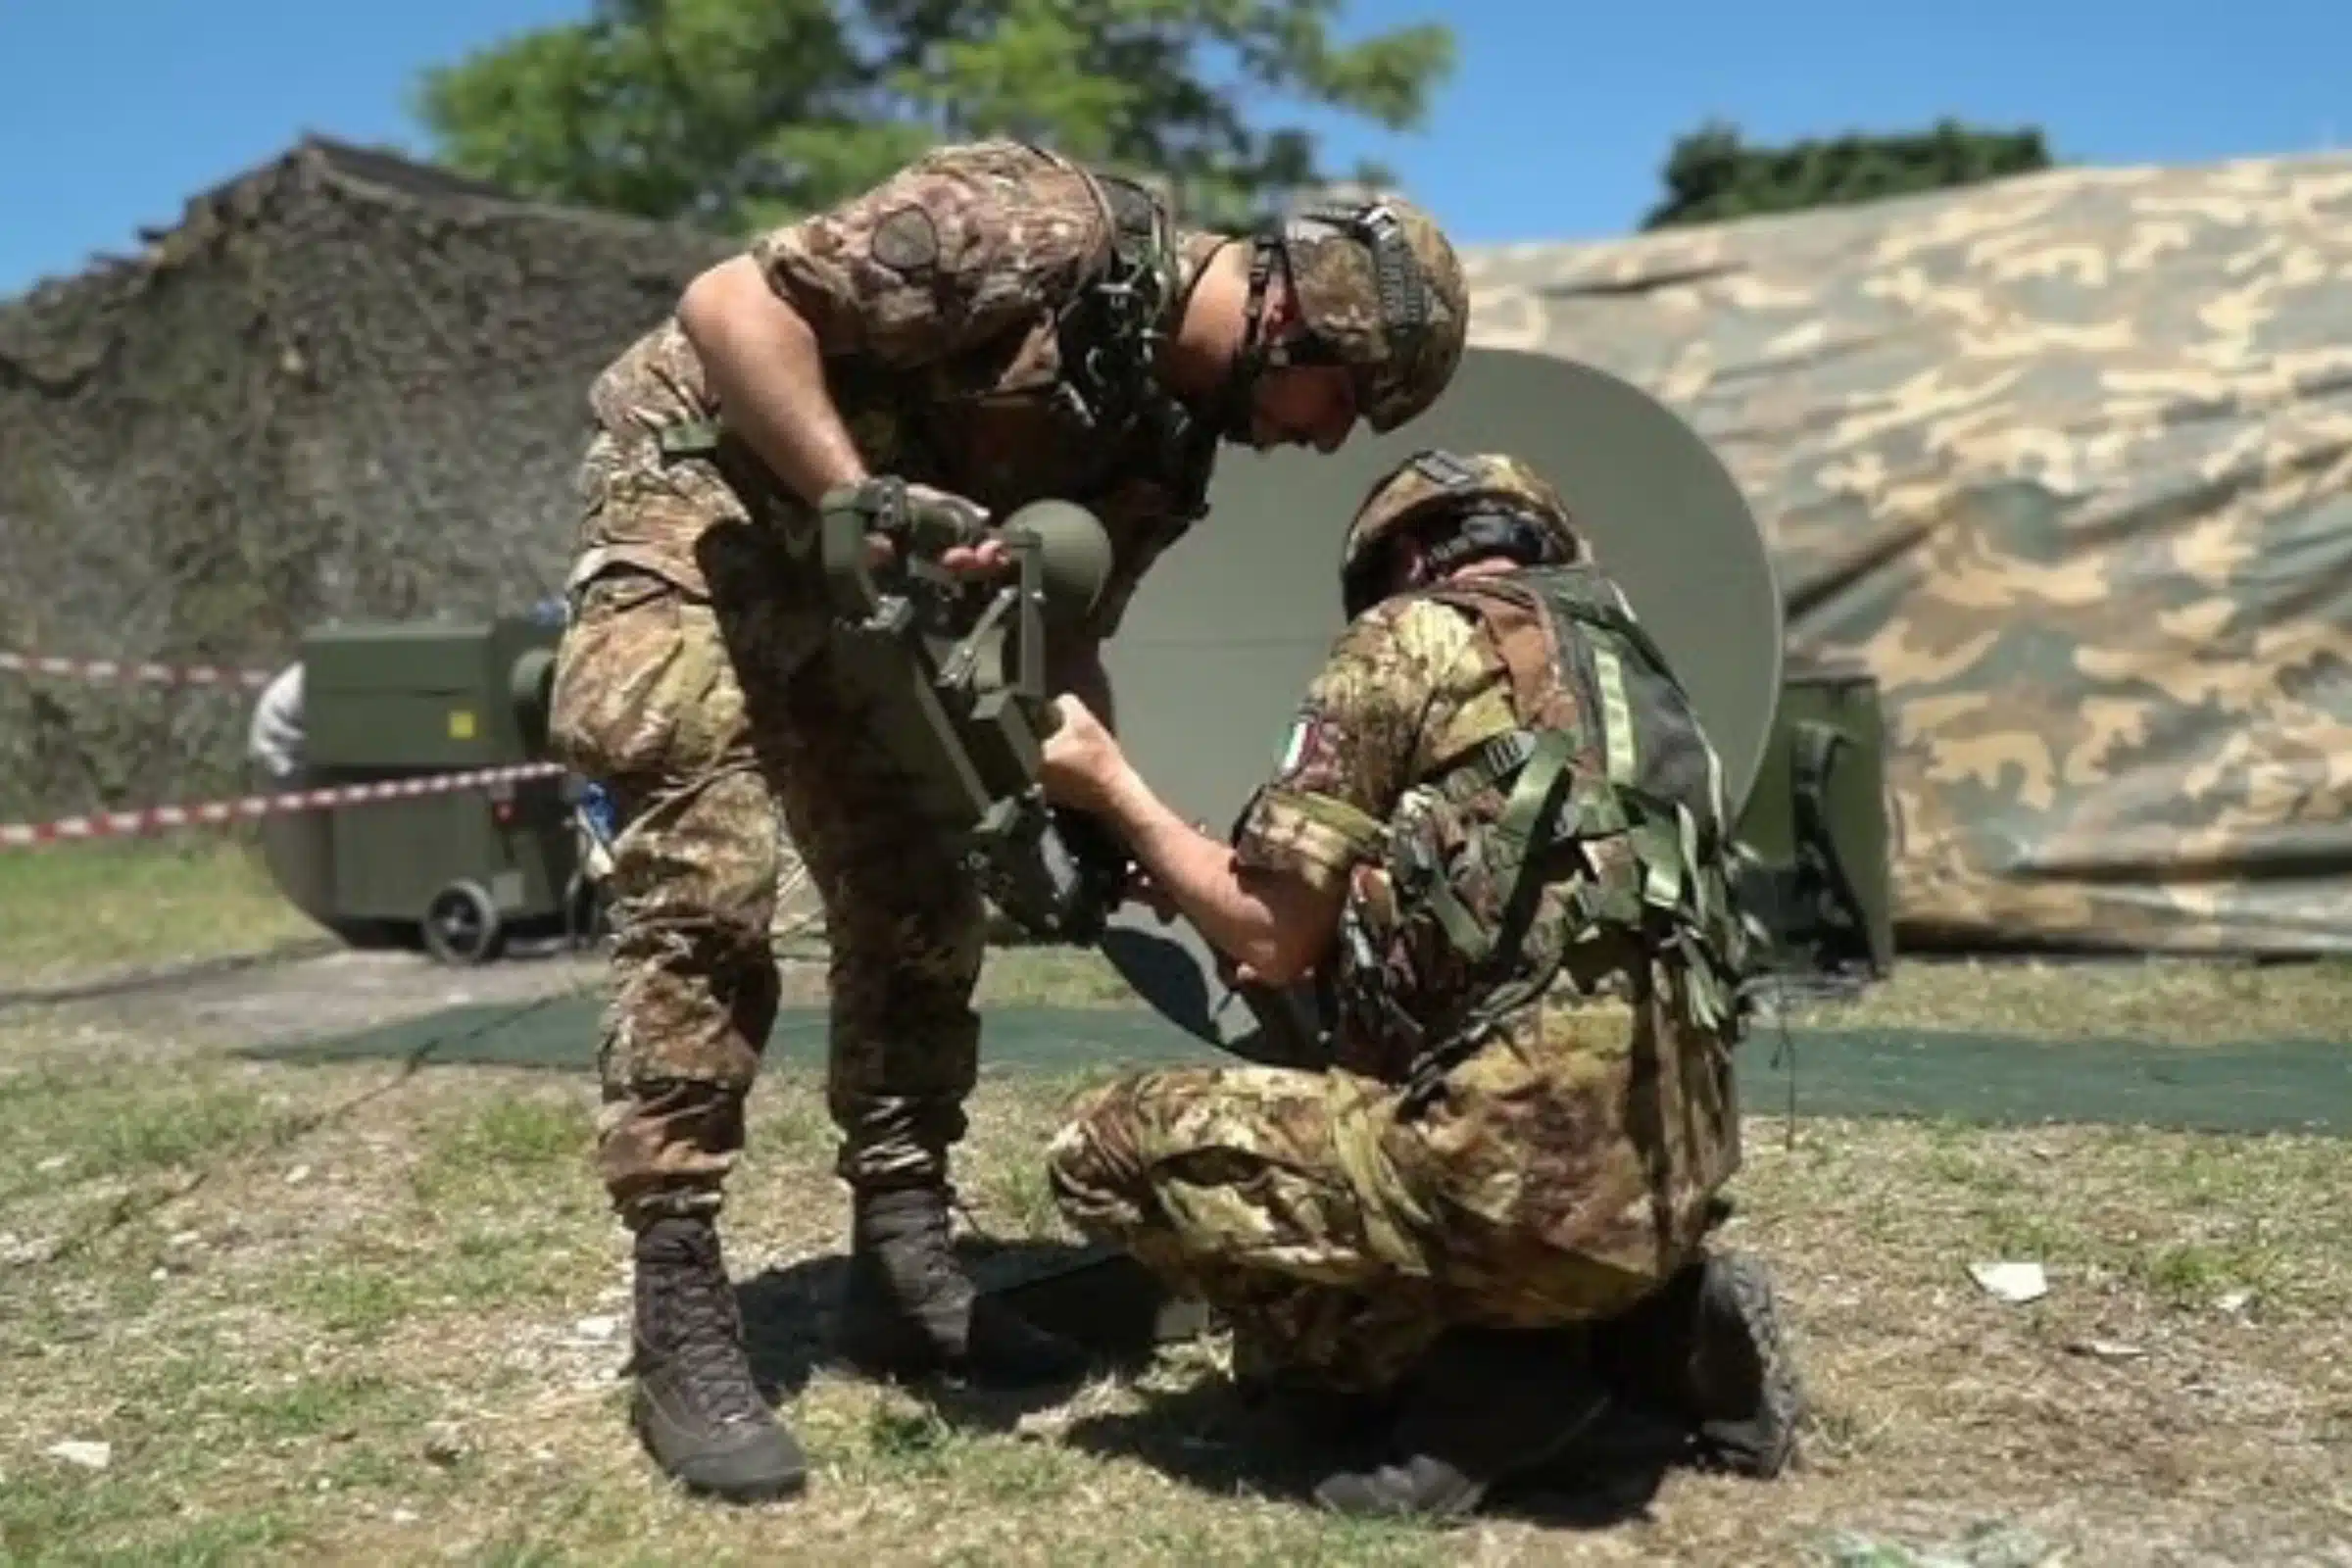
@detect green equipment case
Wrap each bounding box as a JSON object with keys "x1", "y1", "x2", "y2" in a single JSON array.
[
  {"x1": 1731, "y1": 657, "x2": 1896, "y2": 982},
  {"x1": 289, "y1": 613, "x2": 583, "y2": 964}
]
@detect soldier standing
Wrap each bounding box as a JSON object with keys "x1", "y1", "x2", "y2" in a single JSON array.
[
  {"x1": 1038, "y1": 449, "x2": 1805, "y2": 1520},
  {"x1": 544, "y1": 139, "x2": 1469, "y2": 1502}
]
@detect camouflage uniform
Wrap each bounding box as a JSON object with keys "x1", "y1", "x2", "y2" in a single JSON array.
[
  {"x1": 549, "y1": 140, "x2": 1470, "y2": 1219},
  {"x1": 1048, "y1": 453, "x2": 1751, "y2": 1396},
  {"x1": 546, "y1": 144, "x2": 1207, "y2": 1215}
]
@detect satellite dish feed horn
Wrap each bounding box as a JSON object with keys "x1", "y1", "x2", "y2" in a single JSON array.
[{"x1": 1094, "y1": 348, "x2": 1784, "y2": 1056}]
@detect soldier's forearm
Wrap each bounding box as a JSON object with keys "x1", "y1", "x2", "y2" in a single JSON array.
[
  {"x1": 677, "y1": 257, "x2": 867, "y2": 503},
  {"x1": 1093, "y1": 764, "x2": 1340, "y2": 984}
]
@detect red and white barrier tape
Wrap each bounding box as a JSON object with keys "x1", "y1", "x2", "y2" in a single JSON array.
[
  {"x1": 0, "y1": 649, "x2": 280, "y2": 691},
  {"x1": 0, "y1": 762, "x2": 566, "y2": 850}
]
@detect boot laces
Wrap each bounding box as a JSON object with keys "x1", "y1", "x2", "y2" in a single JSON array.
[{"x1": 649, "y1": 1229, "x2": 765, "y2": 1426}]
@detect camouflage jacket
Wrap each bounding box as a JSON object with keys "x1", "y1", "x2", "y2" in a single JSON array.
[
  {"x1": 572, "y1": 140, "x2": 1223, "y2": 643},
  {"x1": 1232, "y1": 564, "x2": 1755, "y2": 1086}
]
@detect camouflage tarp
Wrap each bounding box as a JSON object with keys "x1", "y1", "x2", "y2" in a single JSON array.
[
  {"x1": 0, "y1": 137, "x2": 728, "y2": 818},
  {"x1": 1465, "y1": 154, "x2": 2352, "y2": 956}
]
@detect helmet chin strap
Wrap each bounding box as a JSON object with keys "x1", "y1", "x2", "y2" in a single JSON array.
[
  {"x1": 1210, "y1": 231, "x2": 1290, "y2": 441},
  {"x1": 1199, "y1": 200, "x2": 1431, "y2": 443}
]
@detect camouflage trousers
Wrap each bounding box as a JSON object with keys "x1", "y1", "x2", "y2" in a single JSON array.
[
  {"x1": 546, "y1": 528, "x2": 989, "y2": 1226},
  {"x1": 1046, "y1": 999, "x2": 1740, "y2": 1394}
]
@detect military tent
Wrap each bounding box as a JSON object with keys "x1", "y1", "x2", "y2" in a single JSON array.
[{"x1": 1461, "y1": 154, "x2": 2352, "y2": 956}]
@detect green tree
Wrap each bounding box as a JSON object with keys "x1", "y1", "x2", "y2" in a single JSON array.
[
  {"x1": 413, "y1": 0, "x2": 1455, "y2": 233},
  {"x1": 1641, "y1": 118, "x2": 2056, "y2": 230}
]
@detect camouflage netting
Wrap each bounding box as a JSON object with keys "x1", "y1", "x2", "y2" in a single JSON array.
[
  {"x1": 0, "y1": 137, "x2": 728, "y2": 820},
  {"x1": 1465, "y1": 153, "x2": 2352, "y2": 955}
]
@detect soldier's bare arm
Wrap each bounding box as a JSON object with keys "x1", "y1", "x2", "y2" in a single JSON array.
[
  {"x1": 1042, "y1": 701, "x2": 1342, "y2": 982},
  {"x1": 683, "y1": 146, "x2": 1108, "y2": 513},
  {"x1": 1222, "y1": 599, "x2": 1505, "y2": 970},
  {"x1": 1041, "y1": 599, "x2": 1490, "y2": 983},
  {"x1": 678, "y1": 258, "x2": 869, "y2": 504}
]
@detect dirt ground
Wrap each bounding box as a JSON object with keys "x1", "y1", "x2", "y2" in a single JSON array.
[{"x1": 2, "y1": 939, "x2": 2348, "y2": 1566}]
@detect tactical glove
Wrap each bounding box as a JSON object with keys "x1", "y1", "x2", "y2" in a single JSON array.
[{"x1": 821, "y1": 475, "x2": 993, "y2": 562}]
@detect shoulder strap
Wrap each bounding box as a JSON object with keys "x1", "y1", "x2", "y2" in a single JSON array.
[
  {"x1": 1385, "y1": 577, "x2": 1592, "y2": 982},
  {"x1": 1407, "y1": 577, "x2": 1571, "y2": 729}
]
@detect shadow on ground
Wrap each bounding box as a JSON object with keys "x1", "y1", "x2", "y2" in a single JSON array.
[
  {"x1": 731, "y1": 1234, "x2": 1182, "y2": 1419},
  {"x1": 1055, "y1": 1373, "x2": 1680, "y2": 1529},
  {"x1": 729, "y1": 1233, "x2": 1683, "y2": 1528}
]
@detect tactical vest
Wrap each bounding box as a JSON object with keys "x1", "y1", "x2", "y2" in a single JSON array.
[{"x1": 1333, "y1": 564, "x2": 1761, "y2": 1100}]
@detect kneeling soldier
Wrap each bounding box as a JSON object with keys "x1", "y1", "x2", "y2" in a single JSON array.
[{"x1": 1035, "y1": 449, "x2": 1805, "y2": 1519}]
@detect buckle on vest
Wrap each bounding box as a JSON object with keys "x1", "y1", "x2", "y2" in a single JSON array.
[{"x1": 657, "y1": 418, "x2": 722, "y2": 462}]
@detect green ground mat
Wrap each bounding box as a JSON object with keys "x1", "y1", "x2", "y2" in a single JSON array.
[{"x1": 242, "y1": 996, "x2": 2352, "y2": 1137}]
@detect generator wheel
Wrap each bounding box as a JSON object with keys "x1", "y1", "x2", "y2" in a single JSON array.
[{"x1": 422, "y1": 880, "x2": 506, "y2": 966}]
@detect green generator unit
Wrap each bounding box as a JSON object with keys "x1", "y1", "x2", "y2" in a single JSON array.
[
  {"x1": 1732, "y1": 657, "x2": 1896, "y2": 983},
  {"x1": 282, "y1": 613, "x2": 584, "y2": 965}
]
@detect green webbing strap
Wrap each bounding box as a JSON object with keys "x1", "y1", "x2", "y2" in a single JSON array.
[
  {"x1": 1704, "y1": 731, "x2": 1729, "y2": 840},
  {"x1": 1423, "y1": 882, "x2": 1494, "y2": 964},
  {"x1": 658, "y1": 417, "x2": 723, "y2": 461},
  {"x1": 1633, "y1": 815, "x2": 1685, "y2": 908},
  {"x1": 1687, "y1": 956, "x2": 1725, "y2": 1030},
  {"x1": 1415, "y1": 728, "x2": 1572, "y2": 968},
  {"x1": 1487, "y1": 730, "x2": 1575, "y2": 878},
  {"x1": 1678, "y1": 802, "x2": 1702, "y2": 914},
  {"x1": 1590, "y1": 642, "x2": 1639, "y2": 789},
  {"x1": 1477, "y1": 728, "x2": 1579, "y2": 983},
  {"x1": 1567, "y1": 771, "x2": 1629, "y2": 838}
]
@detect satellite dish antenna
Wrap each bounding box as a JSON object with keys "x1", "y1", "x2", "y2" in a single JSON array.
[{"x1": 1096, "y1": 348, "x2": 1784, "y2": 1054}]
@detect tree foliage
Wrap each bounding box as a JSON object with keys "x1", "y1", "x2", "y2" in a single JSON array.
[
  {"x1": 413, "y1": 0, "x2": 1455, "y2": 233},
  {"x1": 1641, "y1": 118, "x2": 2057, "y2": 230}
]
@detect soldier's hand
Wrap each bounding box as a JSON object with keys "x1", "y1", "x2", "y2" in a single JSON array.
[
  {"x1": 860, "y1": 534, "x2": 1007, "y2": 576},
  {"x1": 1039, "y1": 694, "x2": 1123, "y2": 809},
  {"x1": 846, "y1": 479, "x2": 1006, "y2": 578}
]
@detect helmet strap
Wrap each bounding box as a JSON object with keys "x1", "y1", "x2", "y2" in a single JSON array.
[
  {"x1": 1346, "y1": 506, "x2": 1568, "y2": 616},
  {"x1": 1418, "y1": 508, "x2": 1571, "y2": 577},
  {"x1": 1201, "y1": 229, "x2": 1287, "y2": 440},
  {"x1": 1212, "y1": 201, "x2": 1434, "y2": 442}
]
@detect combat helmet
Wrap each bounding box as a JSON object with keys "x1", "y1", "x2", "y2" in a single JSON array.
[
  {"x1": 1228, "y1": 193, "x2": 1469, "y2": 436},
  {"x1": 1340, "y1": 449, "x2": 1586, "y2": 618}
]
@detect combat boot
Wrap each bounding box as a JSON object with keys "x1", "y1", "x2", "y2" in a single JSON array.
[
  {"x1": 1592, "y1": 1248, "x2": 1806, "y2": 1479},
  {"x1": 835, "y1": 1184, "x2": 1091, "y2": 1387},
  {"x1": 1310, "y1": 1324, "x2": 1612, "y2": 1522},
  {"x1": 626, "y1": 1215, "x2": 808, "y2": 1503}
]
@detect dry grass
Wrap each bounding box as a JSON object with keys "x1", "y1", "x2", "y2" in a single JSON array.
[
  {"x1": 6, "y1": 852, "x2": 2349, "y2": 1561},
  {"x1": 0, "y1": 837, "x2": 325, "y2": 992},
  {"x1": 3, "y1": 993, "x2": 2347, "y2": 1568}
]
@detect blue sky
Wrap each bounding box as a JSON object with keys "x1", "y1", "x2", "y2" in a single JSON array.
[{"x1": 4, "y1": 0, "x2": 2346, "y2": 297}]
